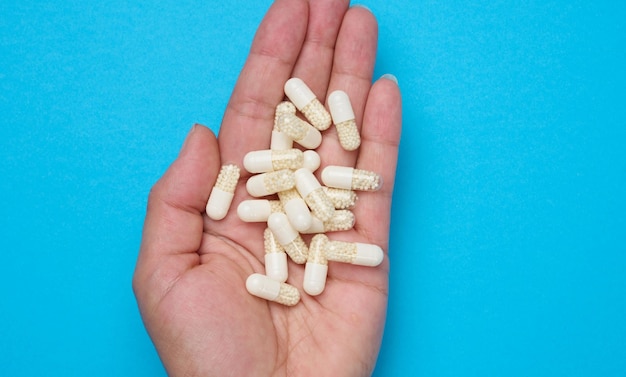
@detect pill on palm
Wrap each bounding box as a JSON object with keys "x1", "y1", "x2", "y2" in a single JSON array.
[
  {"x1": 264, "y1": 228, "x2": 288, "y2": 283},
  {"x1": 206, "y1": 164, "x2": 240, "y2": 220},
  {"x1": 244, "y1": 149, "x2": 304, "y2": 173},
  {"x1": 246, "y1": 273, "x2": 300, "y2": 306},
  {"x1": 237, "y1": 199, "x2": 283, "y2": 222},
  {"x1": 267, "y1": 212, "x2": 308, "y2": 264},
  {"x1": 321, "y1": 166, "x2": 382, "y2": 191},
  {"x1": 325, "y1": 240, "x2": 384, "y2": 267},
  {"x1": 278, "y1": 188, "x2": 312, "y2": 232},
  {"x1": 284, "y1": 77, "x2": 331, "y2": 131},
  {"x1": 303, "y1": 234, "x2": 329, "y2": 296},
  {"x1": 275, "y1": 113, "x2": 322, "y2": 149},
  {"x1": 294, "y1": 168, "x2": 335, "y2": 222},
  {"x1": 246, "y1": 169, "x2": 295, "y2": 197},
  {"x1": 328, "y1": 90, "x2": 361, "y2": 151}
]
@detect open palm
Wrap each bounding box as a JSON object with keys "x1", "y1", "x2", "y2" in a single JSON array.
[{"x1": 133, "y1": 1, "x2": 401, "y2": 376}]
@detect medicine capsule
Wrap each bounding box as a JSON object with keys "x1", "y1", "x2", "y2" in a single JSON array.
[
  {"x1": 237, "y1": 199, "x2": 283, "y2": 222},
  {"x1": 243, "y1": 149, "x2": 304, "y2": 173},
  {"x1": 325, "y1": 240, "x2": 384, "y2": 267},
  {"x1": 271, "y1": 101, "x2": 296, "y2": 150},
  {"x1": 294, "y1": 168, "x2": 335, "y2": 222},
  {"x1": 303, "y1": 234, "x2": 329, "y2": 296},
  {"x1": 322, "y1": 187, "x2": 358, "y2": 209},
  {"x1": 321, "y1": 166, "x2": 382, "y2": 191},
  {"x1": 246, "y1": 273, "x2": 300, "y2": 306},
  {"x1": 301, "y1": 210, "x2": 355, "y2": 234},
  {"x1": 278, "y1": 188, "x2": 312, "y2": 232},
  {"x1": 267, "y1": 212, "x2": 308, "y2": 264},
  {"x1": 275, "y1": 113, "x2": 322, "y2": 149},
  {"x1": 284, "y1": 78, "x2": 332, "y2": 131},
  {"x1": 302, "y1": 150, "x2": 321, "y2": 172},
  {"x1": 246, "y1": 169, "x2": 295, "y2": 197},
  {"x1": 328, "y1": 90, "x2": 361, "y2": 151},
  {"x1": 206, "y1": 164, "x2": 240, "y2": 220},
  {"x1": 264, "y1": 228, "x2": 288, "y2": 282}
]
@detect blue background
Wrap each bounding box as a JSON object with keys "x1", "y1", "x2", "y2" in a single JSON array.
[{"x1": 1, "y1": 0, "x2": 625, "y2": 375}]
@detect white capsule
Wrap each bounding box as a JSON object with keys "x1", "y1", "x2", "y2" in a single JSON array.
[
  {"x1": 270, "y1": 130, "x2": 293, "y2": 150},
  {"x1": 267, "y1": 212, "x2": 308, "y2": 264},
  {"x1": 246, "y1": 169, "x2": 295, "y2": 197},
  {"x1": 243, "y1": 149, "x2": 304, "y2": 173},
  {"x1": 328, "y1": 90, "x2": 361, "y2": 151},
  {"x1": 303, "y1": 234, "x2": 329, "y2": 296},
  {"x1": 321, "y1": 165, "x2": 382, "y2": 191},
  {"x1": 294, "y1": 168, "x2": 335, "y2": 222},
  {"x1": 325, "y1": 240, "x2": 384, "y2": 267},
  {"x1": 278, "y1": 188, "x2": 312, "y2": 232},
  {"x1": 302, "y1": 150, "x2": 321, "y2": 172},
  {"x1": 284, "y1": 78, "x2": 331, "y2": 131},
  {"x1": 246, "y1": 273, "x2": 300, "y2": 306},
  {"x1": 237, "y1": 199, "x2": 282, "y2": 222},
  {"x1": 264, "y1": 228, "x2": 288, "y2": 282},
  {"x1": 301, "y1": 210, "x2": 355, "y2": 234},
  {"x1": 275, "y1": 113, "x2": 322, "y2": 149},
  {"x1": 206, "y1": 164, "x2": 240, "y2": 220}
]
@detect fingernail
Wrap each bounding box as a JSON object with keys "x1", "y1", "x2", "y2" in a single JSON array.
[
  {"x1": 351, "y1": 4, "x2": 372, "y2": 13},
  {"x1": 381, "y1": 73, "x2": 398, "y2": 85},
  {"x1": 182, "y1": 124, "x2": 200, "y2": 149}
]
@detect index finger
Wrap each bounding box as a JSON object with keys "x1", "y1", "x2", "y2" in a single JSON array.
[{"x1": 218, "y1": 0, "x2": 309, "y2": 173}]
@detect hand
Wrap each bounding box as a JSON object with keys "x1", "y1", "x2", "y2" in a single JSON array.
[{"x1": 133, "y1": 0, "x2": 401, "y2": 376}]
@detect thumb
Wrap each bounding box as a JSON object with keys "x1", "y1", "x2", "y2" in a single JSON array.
[{"x1": 133, "y1": 124, "x2": 220, "y2": 307}]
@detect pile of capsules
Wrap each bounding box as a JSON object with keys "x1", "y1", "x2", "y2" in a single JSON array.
[{"x1": 205, "y1": 78, "x2": 384, "y2": 306}]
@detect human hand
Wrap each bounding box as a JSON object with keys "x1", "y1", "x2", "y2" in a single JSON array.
[{"x1": 133, "y1": 0, "x2": 401, "y2": 376}]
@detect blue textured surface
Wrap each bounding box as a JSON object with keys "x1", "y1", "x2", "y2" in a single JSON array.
[{"x1": 1, "y1": 1, "x2": 625, "y2": 375}]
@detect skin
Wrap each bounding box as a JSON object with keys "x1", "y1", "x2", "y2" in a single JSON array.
[{"x1": 132, "y1": 0, "x2": 402, "y2": 376}]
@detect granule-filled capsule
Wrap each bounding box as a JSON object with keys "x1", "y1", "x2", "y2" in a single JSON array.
[
  {"x1": 325, "y1": 240, "x2": 384, "y2": 267},
  {"x1": 267, "y1": 212, "x2": 308, "y2": 264},
  {"x1": 246, "y1": 273, "x2": 300, "y2": 306},
  {"x1": 303, "y1": 234, "x2": 329, "y2": 296},
  {"x1": 237, "y1": 199, "x2": 283, "y2": 222},
  {"x1": 246, "y1": 169, "x2": 295, "y2": 197},
  {"x1": 271, "y1": 101, "x2": 296, "y2": 150},
  {"x1": 243, "y1": 149, "x2": 304, "y2": 173},
  {"x1": 301, "y1": 210, "x2": 355, "y2": 234},
  {"x1": 302, "y1": 150, "x2": 321, "y2": 172},
  {"x1": 264, "y1": 228, "x2": 288, "y2": 283},
  {"x1": 278, "y1": 188, "x2": 312, "y2": 232},
  {"x1": 275, "y1": 113, "x2": 322, "y2": 149},
  {"x1": 322, "y1": 187, "x2": 358, "y2": 209},
  {"x1": 206, "y1": 164, "x2": 240, "y2": 220},
  {"x1": 294, "y1": 168, "x2": 335, "y2": 222},
  {"x1": 284, "y1": 78, "x2": 331, "y2": 131},
  {"x1": 321, "y1": 166, "x2": 382, "y2": 191},
  {"x1": 328, "y1": 90, "x2": 361, "y2": 151}
]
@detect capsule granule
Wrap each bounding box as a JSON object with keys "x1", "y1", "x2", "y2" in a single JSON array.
[
  {"x1": 276, "y1": 113, "x2": 322, "y2": 149},
  {"x1": 301, "y1": 210, "x2": 355, "y2": 234},
  {"x1": 303, "y1": 234, "x2": 329, "y2": 296},
  {"x1": 246, "y1": 169, "x2": 295, "y2": 197},
  {"x1": 322, "y1": 187, "x2": 358, "y2": 209},
  {"x1": 328, "y1": 90, "x2": 361, "y2": 151},
  {"x1": 284, "y1": 77, "x2": 331, "y2": 131},
  {"x1": 264, "y1": 228, "x2": 288, "y2": 282},
  {"x1": 321, "y1": 166, "x2": 382, "y2": 191},
  {"x1": 246, "y1": 273, "x2": 300, "y2": 306},
  {"x1": 206, "y1": 164, "x2": 240, "y2": 220},
  {"x1": 274, "y1": 101, "x2": 296, "y2": 126},
  {"x1": 325, "y1": 240, "x2": 384, "y2": 267}
]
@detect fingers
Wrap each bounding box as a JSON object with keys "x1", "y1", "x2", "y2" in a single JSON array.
[
  {"x1": 353, "y1": 76, "x2": 402, "y2": 248},
  {"x1": 218, "y1": 0, "x2": 308, "y2": 175},
  {"x1": 317, "y1": 5, "x2": 378, "y2": 168},
  {"x1": 290, "y1": 0, "x2": 350, "y2": 97},
  {"x1": 134, "y1": 125, "x2": 220, "y2": 303}
]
